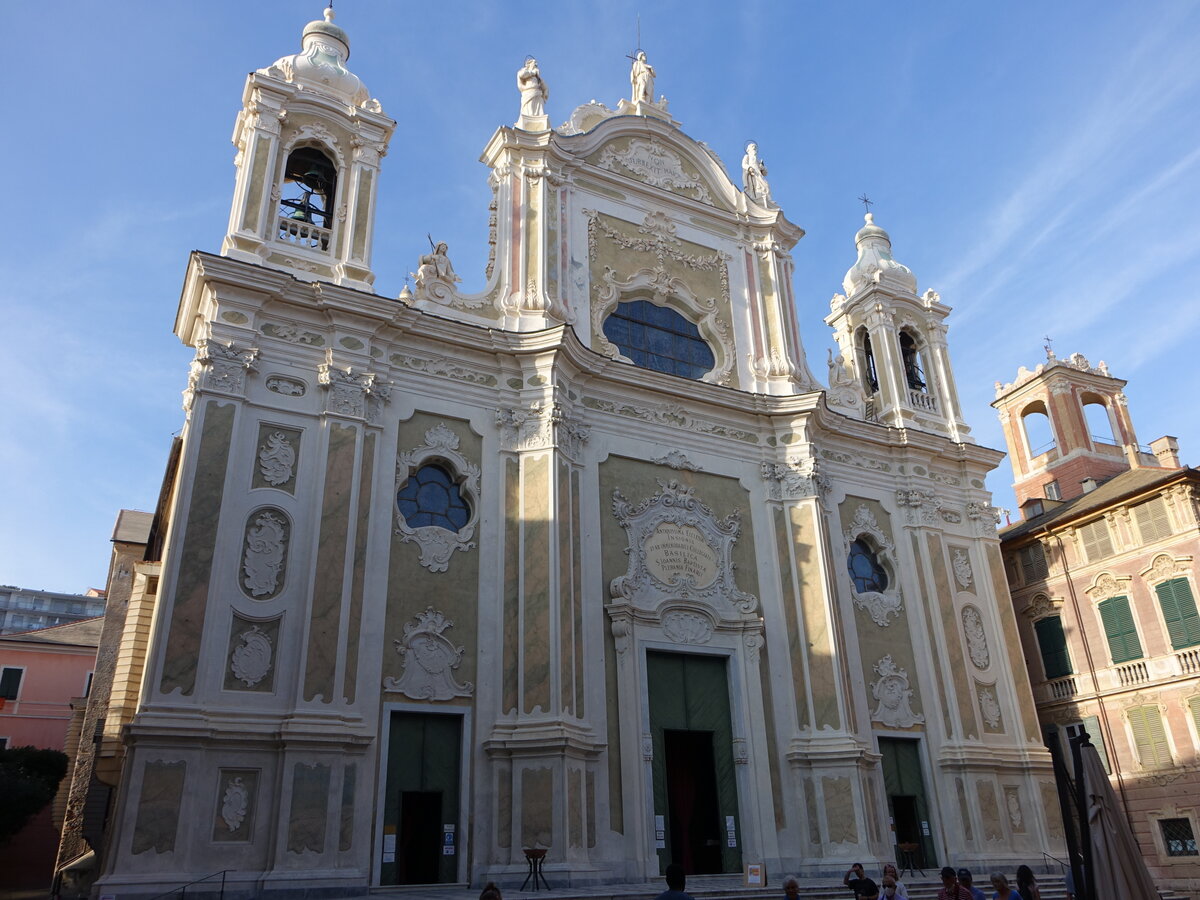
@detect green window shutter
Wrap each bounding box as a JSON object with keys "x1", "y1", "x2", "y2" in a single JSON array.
[
  {"x1": 1035, "y1": 615, "x2": 1072, "y2": 679},
  {"x1": 1079, "y1": 520, "x2": 1114, "y2": 562},
  {"x1": 1098, "y1": 595, "x2": 1143, "y2": 663},
  {"x1": 1020, "y1": 543, "x2": 1048, "y2": 582},
  {"x1": 1188, "y1": 696, "x2": 1200, "y2": 738},
  {"x1": 1156, "y1": 578, "x2": 1200, "y2": 650},
  {"x1": 1129, "y1": 704, "x2": 1172, "y2": 768},
  {"x1": 1081, "y1": 715, "x2": 1111, "y2": 774},
  {"x1": 1133, "y1": 498, "x2": 1172, "y2": 543}
]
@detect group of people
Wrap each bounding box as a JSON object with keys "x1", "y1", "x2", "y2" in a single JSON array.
[{"x1": 839, "y1": 861, "x2": 1045, "y2": 900}]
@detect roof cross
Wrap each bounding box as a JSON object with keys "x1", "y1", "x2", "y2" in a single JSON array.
[{"x1": 858, "y1": 194, "x2": 873, "y2": 214}]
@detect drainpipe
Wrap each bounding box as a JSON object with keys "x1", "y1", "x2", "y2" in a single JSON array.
[{"x1": 1046, "y1": 529, "x2": 1134, "y2": 831}]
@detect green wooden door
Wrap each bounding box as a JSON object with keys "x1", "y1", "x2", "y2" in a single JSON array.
[
  {"x1": 647, "y1": 651, "x2": 741, "y2": 875},
  {"x1": 382, "y1": 712, "x2": 462, "y2": 885}
]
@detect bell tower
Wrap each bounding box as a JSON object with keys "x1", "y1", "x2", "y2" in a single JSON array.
[
  {"x1": 825, "y1": 213, "x2": 970, "y2": 440},
  {"x1": 221, "y1": 8, "x2": 395, "y2": 292},
  {"x1": 992, "y1": 351, "x2": 1163, "y2": 506}
]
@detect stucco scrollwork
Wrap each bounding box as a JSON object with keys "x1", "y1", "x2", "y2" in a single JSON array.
[
  {"x1": 230, "y1": 625, "x2": 274, "y2": 687},
  {"x1": 870, "y1": 655, "x2": 924, "y2": 728},
  {"x1": 591, "y1": 264, "x2": 734, "y2": 386},
  {"x1": 978, "y1": 686, "x2": 1003, "y2": 729},
  {"x1": 762, "y1": 458, "x2": 829, "y2": 502},
  {"x1": 896, "y1": 488, "x2": 943, "y2": 525},
  {"x1": 662, "y1": 610, "x2": 714, "y2": 645},
  {"x1": 952, "y1": 549, "x2": 973, "y2": 588},
  {"x1": 221, "y1": 777, "x2": 249, "y2": 832},
  {"x1": 394, "y1": 424, "x2": 481, "y2": 573},
  {"x1": 1087, "y1": 571, "x2": 1132, "y2": 600},
  {"x1": 966, "y1": 500, "x2": 1003, "y2": 536},
  {"x1": 653, "y1": 449, "x2": 699, "y2": 471},
  {"x1": 596, "y1": 138, "x2": 713, "y2": 205},
  {"x1": 318, "y1": 353, "x2": 386, "y2": 420},
  {"x1": 385, "y1": 606, "x2": 475, "y2": 701},
  {"x1": 241, "y1": 509, "x2": 289, "y2": 599},
  {"x1": 258, "y1": 432, "x2": 296, "y2": 486},
  {"x1": 1022, "y1": 592, "x2": 1060, "y2": 620},
  {"x1": 611, "y1": 480, "x2": 757, "y2": 618},
  {"x1": 961, "y1": 605, "x2": 991, "y2": 670},
  {"x1": 843, "y1": 505, "x2": 903, "y2": 627},
  {"x1": 1141, "y1": 553, "x2": 1191, "y2": 584},
  {"x1": 194, "y1": 339, "x2": 259, "y2": 396},
  {"x1": 496, "y1": 401, "x2": 589, "y2": 460}
]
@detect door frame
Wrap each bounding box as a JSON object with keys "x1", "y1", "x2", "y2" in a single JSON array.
[{"x1": 374, "y1": 702, "x2": 473, "y2": 886}]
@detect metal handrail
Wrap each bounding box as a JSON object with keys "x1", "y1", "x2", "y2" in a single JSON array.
[
  {"x1": 146, "y1": 869, "x2": 227, "y2": 900},
  {"x1": 1041, "y1": 850, "x2": 1069, "y2": 871}
]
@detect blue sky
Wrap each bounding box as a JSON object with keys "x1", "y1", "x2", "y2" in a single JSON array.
[{"x1": 4, "y1": 2, "x2": 1199, "y2": 593}]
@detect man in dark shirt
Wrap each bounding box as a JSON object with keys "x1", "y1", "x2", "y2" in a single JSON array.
[
  {"x1": 656, "y1": 864, "x2": 695, "y2": 900},
  {"x1": 957, "y1": 868, "x2": 986, "y2": 900},
  {"x1": 843, "y1": 863, "x2": 868, "y2": 898},
  {"x1": 938, "y1": 866, "x2": 973, "y2": 900}
]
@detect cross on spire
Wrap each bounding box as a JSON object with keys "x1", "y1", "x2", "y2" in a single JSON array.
[
  {"x1": 858, "y1": 194, "x2": 873, "y2": 214},
  {"x1": 1043, "y1": 335, "x2": 1055, "y2": 359}
]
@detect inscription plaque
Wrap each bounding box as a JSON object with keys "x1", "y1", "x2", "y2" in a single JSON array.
[{"x1": 644, "y1": 523, "x2": 718, "y2": 588}]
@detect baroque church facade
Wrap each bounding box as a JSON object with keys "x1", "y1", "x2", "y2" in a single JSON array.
[{"x1": 80, "y1": 10, "x2": 1062, "y2": 896}]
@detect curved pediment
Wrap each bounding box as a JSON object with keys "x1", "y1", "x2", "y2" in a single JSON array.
[{"x1": 558, "y1": 115, "x2": 740, "y2": 212}]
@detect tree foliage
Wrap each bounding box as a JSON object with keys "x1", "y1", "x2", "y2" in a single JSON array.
[{"x1": 0, "y1": 746, "x2": 70, "y2": 845}]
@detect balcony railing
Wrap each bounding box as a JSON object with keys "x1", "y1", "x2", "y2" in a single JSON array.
[
  {"x1": 277, "y1": 216, "x2": 331, "y2": 251},
  {"x1": 1048, "y1": 676, "x2": 1077, "y2": 700},
  {"x1": 1179, "y1": 647, "x2": 1200, "y2": 675},
  {"x1": 908, "y1": 389, "x2": 937, "y2": 412},
  {"x1": 1114, "y1": 660, "x2": 1149, "y2": 686}
]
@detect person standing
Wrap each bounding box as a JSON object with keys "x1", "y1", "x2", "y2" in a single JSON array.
[
  {"x1": 844, "y1": 863, "x2": 871, "y2": 898},
  {"x1": 782, "y1": 875, "x2": 801, "y2": 900},
  {"x1": 938, "y1": 866, "x2": 973, "y2": 900},
  {"x1": 881, "y1": 863, "x2": 909, "y2": 898},
  {"x1": 990, "y1": 873, "x2": 1016, "y2": 900},
  {"x1": 1015, "y1": 865, "x2": 1041, "y2": 900},
  {"x1": 656, "y1": 863, "x2": 694, "y2": 900},
  {"x1": 957, "y1": 869, "x2": 986, "y2": 900}
]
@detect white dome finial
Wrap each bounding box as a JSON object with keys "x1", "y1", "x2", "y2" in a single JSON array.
[{"x1": 324, "y1": 5, "x2": 335, "y2": 23}]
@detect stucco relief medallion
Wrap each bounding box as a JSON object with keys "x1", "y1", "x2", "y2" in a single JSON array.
[
  {"x1": 230, "y1": 625, "x2": 273, "y2": 687},
  {"x1": 662, "y1": 611, "x2": 713, "y2": 645},
  {"x1": 258, "y1": 432, "x2": 296, "y2": 486},
  {"x1": 265, "y1": 375, "x2": 306, "y2": 396},
  {"x1": 241, "y1": 509, "x2": 288, "y2": 599},
  {"x1": 961, "y1": 605, "x2": 991, "y2": 670},
  {"x1": 870, "y1": 655, "x2": 924, "y2": 728},
  {"x1": 1004, "y1": 787, "x2": 1024, "y2": 832},
  {"x1": 610, "y1": 480, "x2": 757, "y2": 618},
  {"x1": 222, "y1": 777, "x2": 249, "y2": 832},
  {"x1": 386, "y1": 607, "x2": 474, "y2": 701}
]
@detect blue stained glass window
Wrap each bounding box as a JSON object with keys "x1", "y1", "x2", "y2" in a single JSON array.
[
  {"x1": 397, "y1": 464, "x2": 470, "y2": 531},
  {"x1": 603, "y1": 299, "x2": 715, "y2": 380},
  {"x1": 847, "y1": 539, "x2": 888, "y2": 593}
]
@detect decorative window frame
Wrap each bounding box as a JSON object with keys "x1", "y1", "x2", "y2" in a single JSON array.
[
  {"x1": 842, "y1": 504, "x2": 903, "y2": 627},
  {"x1": 1148, "y1": 808, "x2": 1200, "y2": 863},
  {"x1": 1021, "y1": 591, "x2": 1064, "y2": 621},
  {"x1": 394, "y1": 424, "x2": 481, "y2": 573},
  {"x1": 1140, "y1": 553, "x2": 1194, "y2": 585},
  {"x1": 1086, "y1": 571, "x2": 1134, "y2": 601},
  {"x1": 592, "y1": 265, "x2": 734, "y2": 385}
]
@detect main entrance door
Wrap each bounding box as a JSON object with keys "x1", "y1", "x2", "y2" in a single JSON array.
[
  {"x1": 381, "y1": 712, "x2": 462, "y2": 885},
  {"x1": 647, "y1": 651, "x2": 741, "y2": 876},
  {"x1": 878, "y1": 736, "x2": 937, "y2": 869}
]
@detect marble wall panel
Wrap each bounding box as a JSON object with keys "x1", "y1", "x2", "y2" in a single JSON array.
[
  {"x1": 161, "y1": 401, "x2": 234, "y2": 695},
  {"x1": 955, "y1": 776, "x2": 974, "y2": 844},
  {"x1": 339, "y1": 764, "x2": 356, "y2": 851},
  {"x1": 774, "y1": 506, "x2": 809, "y2": 730},
  {"x1": 523, "y1": 454, "x2": 552, "y2": 714},
  {"x1": 287, "y1": 762, "x2": 330, "y2": 854},
  {"x1": 928, "y1": 533, "x2": 980, "y2": 737},
  {"x1": 304, "y1": 424, "x2": 357, "y2": 702},
  {"x1": 132, "y1": 760, "x2": 186, "y2": 855},
  {"x1": 822, "y1": 776, "x2": 857, "y2": 844},
  {"x1": 252, "y1": 423, "x2": 302, "y2": 493},
  {"x1": 521, "y1": 767, "x2": 553, "y2": 849},
  {"x1": 987, "y1": 543, "x2": 1042, "y2": 742},
  {"x1": 343, "y1": 432, "x2": 375, "y2": 703},
  {"x1": 568, "y1": 767, "x2": 583, "y2": 848},
  {"x1": 977, "y1": 779, "x2": 1004, "y2": 841},
  {"x1": 223, "y1": 613, "x2": 281, "y2": 692}
]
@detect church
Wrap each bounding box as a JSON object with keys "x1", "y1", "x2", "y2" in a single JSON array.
[{"x1": 70, "y1": 9, "x2": 1063, "y2": 896}]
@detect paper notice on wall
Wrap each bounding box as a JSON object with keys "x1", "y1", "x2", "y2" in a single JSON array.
[
  {"x1": 383, "y1": 834, "x2": 396, "y2": 852},
  {"x1": 382, "y1": 852, "x2": 395, "y2": 863}
]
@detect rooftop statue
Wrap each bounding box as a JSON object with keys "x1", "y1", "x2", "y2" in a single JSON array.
[
  {"x1": 413, "y1": 241, "x2": 461, "y2": 303},
  {"x1": 517, "y1": 57, "x2": 548, "y2": 120},
  {"x1": 742, "y1": 141, "x2": 772, "y2": 205},
  {"x1": 630, "y1": 50, "x2": 655, "y2": 104}
]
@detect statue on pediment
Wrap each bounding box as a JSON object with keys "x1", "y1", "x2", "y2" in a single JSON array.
[
  {"x1": 631, "y1": 50, "x2": 655, "y2": 103},
  {"x1": 517, "y1": 57, "x2": 548, "y2": 119},
  {"x1": 742, "y1": 141, "x2": 772, "y2": 204}
]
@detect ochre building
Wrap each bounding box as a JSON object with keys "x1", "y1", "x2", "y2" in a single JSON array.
[
  {"x1": 61, "y1": 10, "x2": 1062, "y2": 898},
  {"x1": 995, "y1": 351, "x2": 1200, "y2": 898}
]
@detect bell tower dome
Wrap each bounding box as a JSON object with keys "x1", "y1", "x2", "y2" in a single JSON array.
[
  {"x1": 825, "y1": 213, "x2": 971, "y2": 440},
  {"x1": 221, "y1": 8, "x2": 395, "y2": 292}
]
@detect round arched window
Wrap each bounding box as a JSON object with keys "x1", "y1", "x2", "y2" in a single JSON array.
[
  {"x1": 397, "y1": 464, "x2": 471, "y2": 531},
  {"x1": 848, "y1": 538, "x2": 889, "y2": 593},
  {"x1": 603, "y1": 299, "x2": 715, "y2": 380}
]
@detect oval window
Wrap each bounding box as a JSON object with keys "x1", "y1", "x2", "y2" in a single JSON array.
[
  {"x1": 397, "y1": 464, "x2": 471, "y2": 531},
  {"x1": 847, "y1": 538, "x2": 889, "y2": 593}
]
